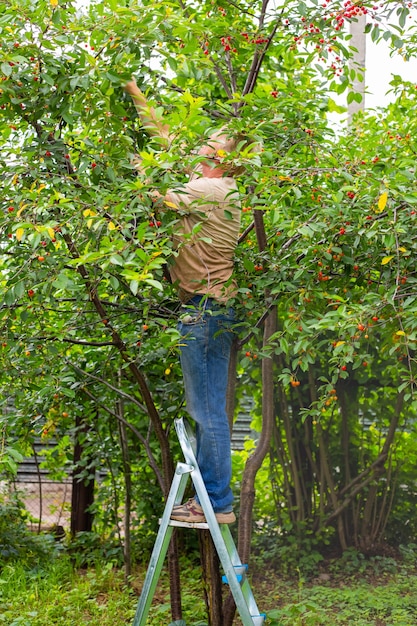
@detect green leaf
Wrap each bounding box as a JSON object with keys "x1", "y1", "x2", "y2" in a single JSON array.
[
  {"x1": 129, "y1": 279, "x2": 139, "y2": 295},
  {"x1": 145, "y1": 278, "x2": 163, "y2": 291},
  {"x1": 398, "y1": 8, "x2": 409, "y2": 28},
  {"x1": 328, "y1": 98, "x2": 346, "y2": 114},
  {"x1": 109, "y1": 254, "x2": 124, "y2": 266},
  {"x1": 52, "y1": 273, "x2": 69, "y2": 289},
  {"x1": 1, "y1": 62, "x2": 13, "y2": 77},
  {"x1": 14, "y1": 281, "x2": 26, "y2": 298}
]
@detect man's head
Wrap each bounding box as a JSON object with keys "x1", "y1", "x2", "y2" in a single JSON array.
[{"x1": 198, "y1": 128, "x2": 260, "y2": 177}]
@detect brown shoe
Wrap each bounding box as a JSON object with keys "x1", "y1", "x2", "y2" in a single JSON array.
[{"x1": 171, "y1": 498, "x2": 236, "y2": 524}]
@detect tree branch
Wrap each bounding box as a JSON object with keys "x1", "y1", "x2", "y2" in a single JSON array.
[
  {"x1": 61, "y1": 231, "x2": 174, "y2": 496},
  {"x1": 80, "y1": 384, "x2": 165, "y2": 492}
]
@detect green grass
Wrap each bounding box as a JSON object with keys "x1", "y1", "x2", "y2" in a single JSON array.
[
  {"x1": 262, "y1": 575, "x2": 417, "y2": 625},
  {"x1": 2, "y1": 555, "x2": 417, "y2": 625}
]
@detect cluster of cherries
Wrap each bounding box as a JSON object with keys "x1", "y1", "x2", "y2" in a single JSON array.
[
  {"x1": 327, "y1": 0, "x2": 369, "y2": 32},
  {"x1": 291, "y1": 1, "x2": 380, "y2": 77},
  {"x1": 202, "y1": 30, "x2": 271, "y2": 56}
]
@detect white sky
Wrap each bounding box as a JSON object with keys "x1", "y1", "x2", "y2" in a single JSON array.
[
  {"x1": 366, "y1": 38, "x2": 417, "y2": 110},
  {"x1": 360, "y1": 5, "x2": 417, "y2": 110}
]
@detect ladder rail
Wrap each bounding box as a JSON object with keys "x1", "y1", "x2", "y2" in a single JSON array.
[
  {"x1": 220, "y1": 525, "x2": 261, "y2": 618},
  {"x1": 132, "y1": 463, "x2": 191, "y2": 626},
  {"x1": 175, "y1": 418, "x2": 264, "y2": 626}
]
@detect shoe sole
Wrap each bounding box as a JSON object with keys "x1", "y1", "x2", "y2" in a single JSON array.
[{"x1": 170, "y1": 511, "x2": 236, "y2": 524}]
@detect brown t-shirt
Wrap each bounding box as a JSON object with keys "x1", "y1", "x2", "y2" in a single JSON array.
[{"x1": 168, "y1": 177, "x2": 241, "y2": 303}]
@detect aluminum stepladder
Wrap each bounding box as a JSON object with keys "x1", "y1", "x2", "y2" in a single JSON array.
[{"x1": 132, "y1": 417, "x2": 266, "y2": 626}]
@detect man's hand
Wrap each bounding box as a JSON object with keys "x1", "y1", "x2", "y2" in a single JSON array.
[{"x1": 149, "y1": 189, "x2": 177, "y2": 207}]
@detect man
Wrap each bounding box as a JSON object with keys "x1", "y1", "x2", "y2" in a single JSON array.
[{"x1": 124, "y1": 79, "x2": 249, "y2": 524}]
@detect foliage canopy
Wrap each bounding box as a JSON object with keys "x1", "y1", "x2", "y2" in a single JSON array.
[{"x1": 1, "y1": 0, "x2": 417, "y2": 574}]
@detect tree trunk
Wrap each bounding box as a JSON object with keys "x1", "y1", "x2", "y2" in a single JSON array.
[
  {"x1": 348, "y1": 13, "x2": 366, "y2": 124},
  {"x1": 70, "y1": 413, "x2": 95, "y2": 536},
  {"x1": 116, "y1": 389, "x2": 132, "y2": 582},
  {"x1": 358, "y1": 391, "x2": 404, "y2": 550},
  {"x1": 223, "y1": 209, "x2": 276, "y2": 626},
  {"x1": 226, "y1": 337, "x2": 239, "y2": 430},
  {"x1": 198, "y1": 530, "x2": 224, "y2": 626}
]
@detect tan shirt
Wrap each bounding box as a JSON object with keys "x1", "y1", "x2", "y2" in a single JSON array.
[{"x1": 168, "y1": 177, "x2": 241, "y2": 303}]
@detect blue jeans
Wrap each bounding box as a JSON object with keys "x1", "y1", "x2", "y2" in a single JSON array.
[{"x1": 177, "y1": 295, "x2": 237, "y2": 513}]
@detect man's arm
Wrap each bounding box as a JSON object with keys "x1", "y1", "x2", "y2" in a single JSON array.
[{"x1": 124, "y1": 78, "x2": 171, "y2": 145}]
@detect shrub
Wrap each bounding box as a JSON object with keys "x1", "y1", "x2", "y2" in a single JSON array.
[{"x1": 0, "y1": 491, "x2": 59, "y2": 568}]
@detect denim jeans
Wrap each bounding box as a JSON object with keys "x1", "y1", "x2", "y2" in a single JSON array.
[{"x1": 177, "y1": 295, "x2": 237, "y2": 513}]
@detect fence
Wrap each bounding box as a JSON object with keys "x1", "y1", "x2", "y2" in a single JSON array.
[{"x1": 11, "y1": 440, "x2": 72, "y2": 532}]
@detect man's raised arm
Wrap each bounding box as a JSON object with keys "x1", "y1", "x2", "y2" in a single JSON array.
[{"x1": 123, "y1": 78, "x2": 171, "y2": 145}]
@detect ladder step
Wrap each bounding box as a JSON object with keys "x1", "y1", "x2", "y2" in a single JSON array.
[
  {"x1": 166, "y1": 519, "x2": 210, "y2": 530},
  {"x1": 222, "y1": 564, "x2": 248, "y2": 585},
  {"x1": 252, "y1": 614, "x2": 266, "y2": 626}
]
